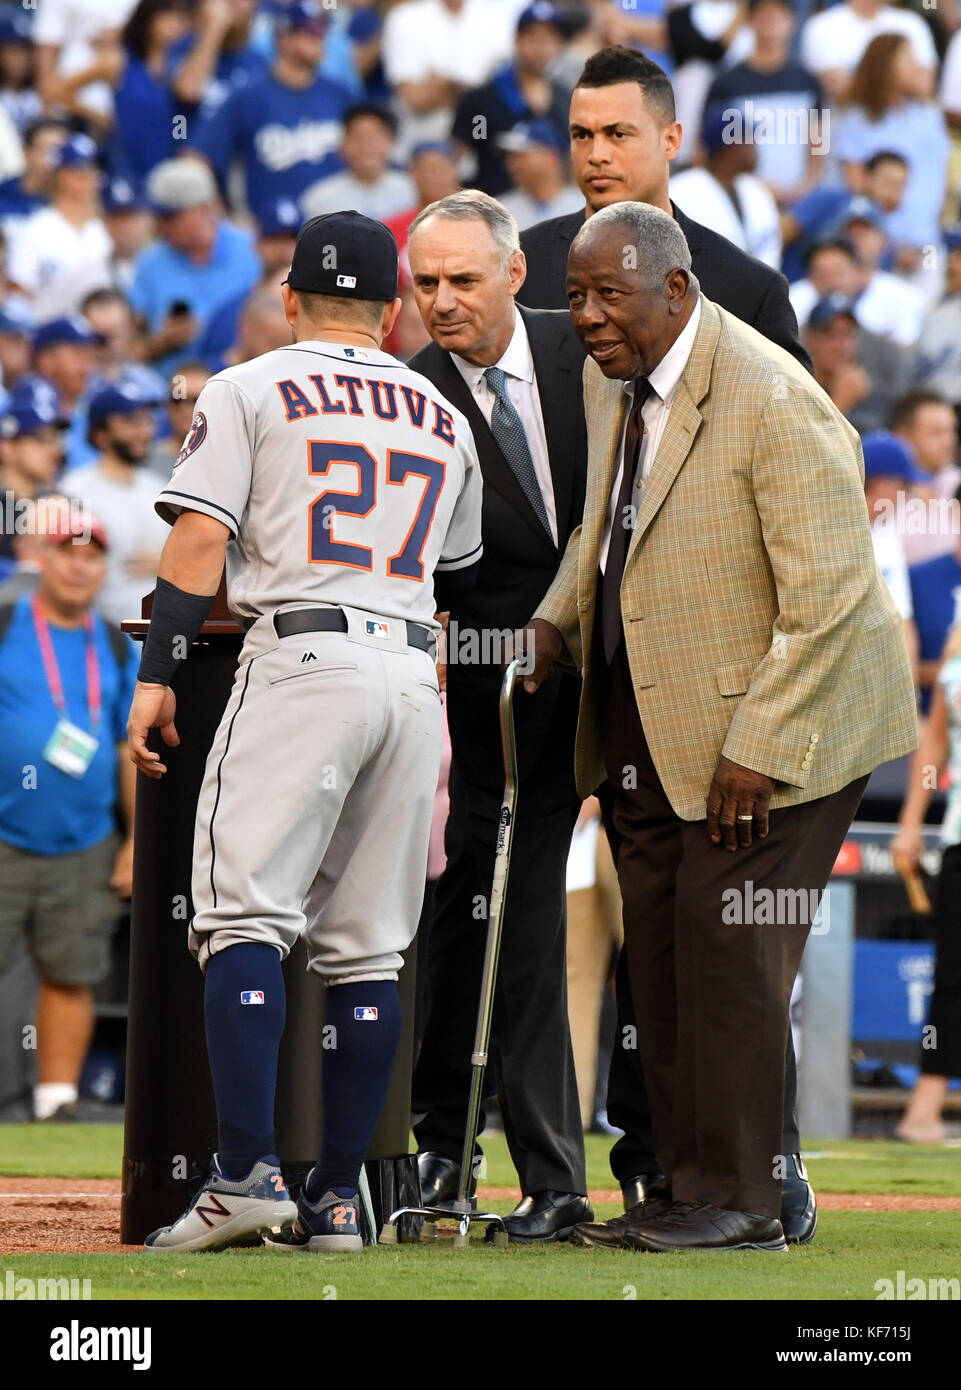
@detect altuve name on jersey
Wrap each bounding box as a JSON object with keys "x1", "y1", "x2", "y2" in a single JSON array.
[{"x1": 275, "y1": 373, "x2": 456, "y2": 448}]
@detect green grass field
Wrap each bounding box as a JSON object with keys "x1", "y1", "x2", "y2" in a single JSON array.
[{"x1": 2, "y1": 1127, "x2": 959, "y2": 1301}]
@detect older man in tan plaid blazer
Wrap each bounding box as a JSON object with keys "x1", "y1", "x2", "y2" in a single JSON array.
[{"x1": 518, "y1": 202, "x2": 918, "y2": 1253}]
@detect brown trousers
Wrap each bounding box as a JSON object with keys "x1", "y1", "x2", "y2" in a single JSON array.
[{"x1": 604, "y1": 646, "x2": 867, "y2": 1218}]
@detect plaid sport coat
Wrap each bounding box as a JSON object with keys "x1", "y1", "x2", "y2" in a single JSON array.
[{"x1": 535, "y1": 295, "x2": 918, "y2": 819}]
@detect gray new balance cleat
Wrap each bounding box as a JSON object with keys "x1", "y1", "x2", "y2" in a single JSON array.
[
  {"x1": 144, "y1": 1155, "x2": 296, "y2": 1252},
  {"x1": 264, "y1": 1172, "x2": 363, "y2": 1253}
]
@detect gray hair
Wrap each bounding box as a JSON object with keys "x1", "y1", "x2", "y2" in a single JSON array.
[
  {"x1": 409, "y1": 189, "x2": 521, "y2": 269},
  {"x1": 575, "y1": 202, "x2": 699, "y2": 296}
]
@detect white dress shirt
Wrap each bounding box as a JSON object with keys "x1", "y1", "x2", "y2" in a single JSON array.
[
  {"x1": 451, "y1": 308, "x2": 558, "y2": 546},
  {"x1": 600, "y1": 296, "x2": 703, "y2": 572}
]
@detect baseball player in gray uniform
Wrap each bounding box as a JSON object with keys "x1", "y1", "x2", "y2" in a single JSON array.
[{"x1": 127, "y1": 212, "x2": 483, "y2": 1252}]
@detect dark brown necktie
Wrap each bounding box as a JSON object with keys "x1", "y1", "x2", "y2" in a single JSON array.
[{"x1": 601, "y1": 379, "x2": 652, "y2": 665}]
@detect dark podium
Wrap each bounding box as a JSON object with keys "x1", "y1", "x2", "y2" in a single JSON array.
[{"x1": 120, "y1": 583, "x2": 421, "y2": 1244}]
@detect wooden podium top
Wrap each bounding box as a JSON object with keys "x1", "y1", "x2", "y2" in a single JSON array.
[{"x1": 121, "y1": 572, "x2": 246, "y2": 641}]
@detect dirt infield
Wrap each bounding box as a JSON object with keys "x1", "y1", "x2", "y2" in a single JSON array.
[{"x1": 2, "y1": 1178, "x2": 959, "y2": 1254}]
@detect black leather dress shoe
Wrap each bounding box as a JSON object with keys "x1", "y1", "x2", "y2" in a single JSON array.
[
  {"x1": 780, "y1": 1153, "x2": 817, "y2": 1245},
  {"x1": 486, "y1": 1191, "x2": 593, "y2": 1244},
  {"x1": 417, "y1": 1152, "x2": 462, "y2": 1209},
  {"x1": 569, "y1": 1196, "x2": 674, "y2": 1249},
  {"x1": 621, "y1": 1172, "x2": 668, "y2": 1212},
  {"x1": 624, "y1": 1200, "x2": 787, "y2": 1252}
]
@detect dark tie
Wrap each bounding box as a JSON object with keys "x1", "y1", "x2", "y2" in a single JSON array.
[
  {"x1": 601, "y1": 378, "x2": 652, "y2": 665},
  {"x1": 483, "y1": 365, "x2": 552, "y2": 538}
]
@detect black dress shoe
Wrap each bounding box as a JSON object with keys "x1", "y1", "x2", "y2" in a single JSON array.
[
  {"x1": 624, "y1": 1200, "x2": 787, "y2": 1252},
  {"x1": 569, "y1": 1196, "x2": 674, "y2": 1249},
  {"x1": 621, "y1": 1172, "x2": 668, "y2": 1212},
  {"x1": 416, "y1": 1152, "x2": 462, "y2": 1209},
  {"x1": 486, "y1": 1191, "x2": 593, "y2": 1244},
  {"x1": 780, "y1": 1153, "x2": 817, "y2": 1245}
]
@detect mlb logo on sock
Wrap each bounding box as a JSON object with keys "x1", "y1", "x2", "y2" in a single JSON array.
[
  {"x1": 365, "y1": 620, "x2": 390, "y2": 639},
  {"x1": 354, "y1": 1006, "x2": 378, "y2": 1021},
  {"x1": 241, "y1": 991, "x2": 265, "y2": 1005}
]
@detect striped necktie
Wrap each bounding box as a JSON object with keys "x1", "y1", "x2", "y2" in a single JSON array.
[{"x1": 483, "y1": 365, "x2": 552, "y2": 539}]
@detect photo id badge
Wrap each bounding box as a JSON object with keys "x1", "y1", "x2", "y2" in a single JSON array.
[{"x1": 43, "y1": 720, "x2": 99, "y2": 779}]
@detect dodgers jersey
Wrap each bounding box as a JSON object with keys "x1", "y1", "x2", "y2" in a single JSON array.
[{"x1": 155, "y1": 340, "x2": 483, "y2": 628}]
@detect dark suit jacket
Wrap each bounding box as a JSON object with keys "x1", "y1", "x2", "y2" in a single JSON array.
[
  {"x1": 517, "y1": 202, "x2": 813, "y2": 374},
  {"x1": 410, "y1": 305, "x2": 587, "y2": 792}
]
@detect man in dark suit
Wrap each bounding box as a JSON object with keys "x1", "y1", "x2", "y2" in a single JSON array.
[
  {"x1": 517, "y1": 45, "x2": 810, "y2": 375},
  {"x1": 516, "y1": 44, "x2": 816, "y2": 1242},
  {"x1": 406, "y1": 190, "x2": 591, "y2": 1242}
]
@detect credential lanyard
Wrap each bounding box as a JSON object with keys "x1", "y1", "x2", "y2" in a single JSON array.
[{"x1": 31, "y1": 597, "x2": 101, "y2": 731}]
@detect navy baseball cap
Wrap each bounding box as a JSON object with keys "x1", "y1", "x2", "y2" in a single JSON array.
[
  {"x1": 410, "y1": 140, "x2": 456, "y2": 161},
  {"x1": 102, "y1": 172, "x2": 148, "y2": 214},
  {"x1": 258, "y1": 197, "x2": 302, "y2": 239},
  {"x1": 50, "y1": 133, "x2": 99, "y2": 171},
  {"x1": 284, "y1": 211, "x2": 398, "y2": 302},
  {"x1": 498, "y1": 119, "x2": 566, "y2": 155},
  {"x1": 0, "y1": 396, "x2": 62, "y2": 438},
  {"x1": 0, "y1": 11, "x2": 33, "y2": 43},
  {"x1": 516, "y1": 1, "x2": 566, "y2": 34},
  {"x1": 275, "y1": 1, "x2": 330, "y2": 36},
  {"x1": 33, "y1": 315, "x2": 100, "y2": 353},
  {"x1": 862, "y1": 431, "x2": 927, "y2": 484},
  {"x1": 843, "y1": 196, "x2": 884, "y2": 230},
  {"x1": 88, "y1": 381, "x2": 155, "y2": 431},
  {"x1": 808, "y1": 292, "x2": 858, "y2": 330}
]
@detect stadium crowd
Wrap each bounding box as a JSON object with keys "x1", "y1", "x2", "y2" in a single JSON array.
[{"x1": 0, "y1": 0, "x2": 958, "y2": 1150}]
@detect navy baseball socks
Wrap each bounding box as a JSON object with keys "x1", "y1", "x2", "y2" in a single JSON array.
[
  {"x1": 204, "y1": 942, "x2": 286, "y2": 1178},
  {"x1": 266, "y1": 979, "x2": 402, "y2": 1253},
  {"x1": 180, "y1": 949, "x2": 402, "y2": 1252}
]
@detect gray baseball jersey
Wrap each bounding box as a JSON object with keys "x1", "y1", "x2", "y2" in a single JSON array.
[
  {"x1": 157, "y1": 338, "x2": 484, "y2": 983},
  {"x1": 156, "y1": 339, "x2": 483, "y2": 628}
]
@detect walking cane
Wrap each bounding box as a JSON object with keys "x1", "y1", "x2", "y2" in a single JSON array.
[{"x1": 380, "y1": 659, "x2": 522, "y2": 1248}]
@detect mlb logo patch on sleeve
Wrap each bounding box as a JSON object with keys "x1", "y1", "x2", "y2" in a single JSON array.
[
  {"x1": 241, "y1": 990, "x2": 265, "y2": 1005},
  {"x1": 354, "y1": 1006, "x2": 379, "y2": 1021}
]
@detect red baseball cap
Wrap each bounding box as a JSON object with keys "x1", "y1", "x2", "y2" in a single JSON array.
[{"x1": 46, "y1": 514, "x2": 109, "y2": 551}]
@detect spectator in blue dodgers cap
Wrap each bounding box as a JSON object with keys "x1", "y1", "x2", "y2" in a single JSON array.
[
  {"x1": 300, "y1": 103, "x2": 415, "y2": 222},
  {"x1": 861, "y1": 430, "x2": 926, "y2": 683},
  {"x1": 189, "y1": 0, "x2": 353, "y2": 219},
  {"x1": 915, "y1": 229, "x2": 961, "y2": 413},
  {"x1": 100, "y1": 173, "x2": 154, "y2": 291},
  {"x1": 59, "y1": 379, "x2": 167, "y2": 629},
  {"x1": 497, "y1": 118, "x2": 581, "y2": 231},
  {"x1": 0, "y1": 307, "x2": 32, "y2": 402},
  {"x1": 0, "y1": 393, "x2": 64, "y2": 579},
  {"x1": 668, "y1": 104, "x2": 782, "y2": 271},
  {"x1": 130, "y1": 156, "x2": 260, "y2": 376},
  {"x1": 0, "y1": 118, "x2": 70, "y2": 232},
  {"x1": 450, "y1": 1, "x2": 569, "y2": 196},
  {"x1": 0, "y1": 8, "x2": 43, "y2": 137},
  {"x1": 838, "y1": 197, "x2": 927, "y2": 350},
  {"x1": 804, "y1": 290, "x2": 911, "y2": 437},
  {"x1": 5, "y1": 132, "x2": 113, "y2": 324},
  {"x1": 21, "y1": 316, "x2": 100, "y2": 472}
]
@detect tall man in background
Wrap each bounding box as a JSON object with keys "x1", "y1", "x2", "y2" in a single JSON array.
[{"x1": 408, "y1": 191, "x2": 591, "y2": 1242}]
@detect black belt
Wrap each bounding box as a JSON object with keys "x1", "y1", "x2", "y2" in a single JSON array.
[{"x1": 273, "y1": 607, "x2": 433, "y2": 652}]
